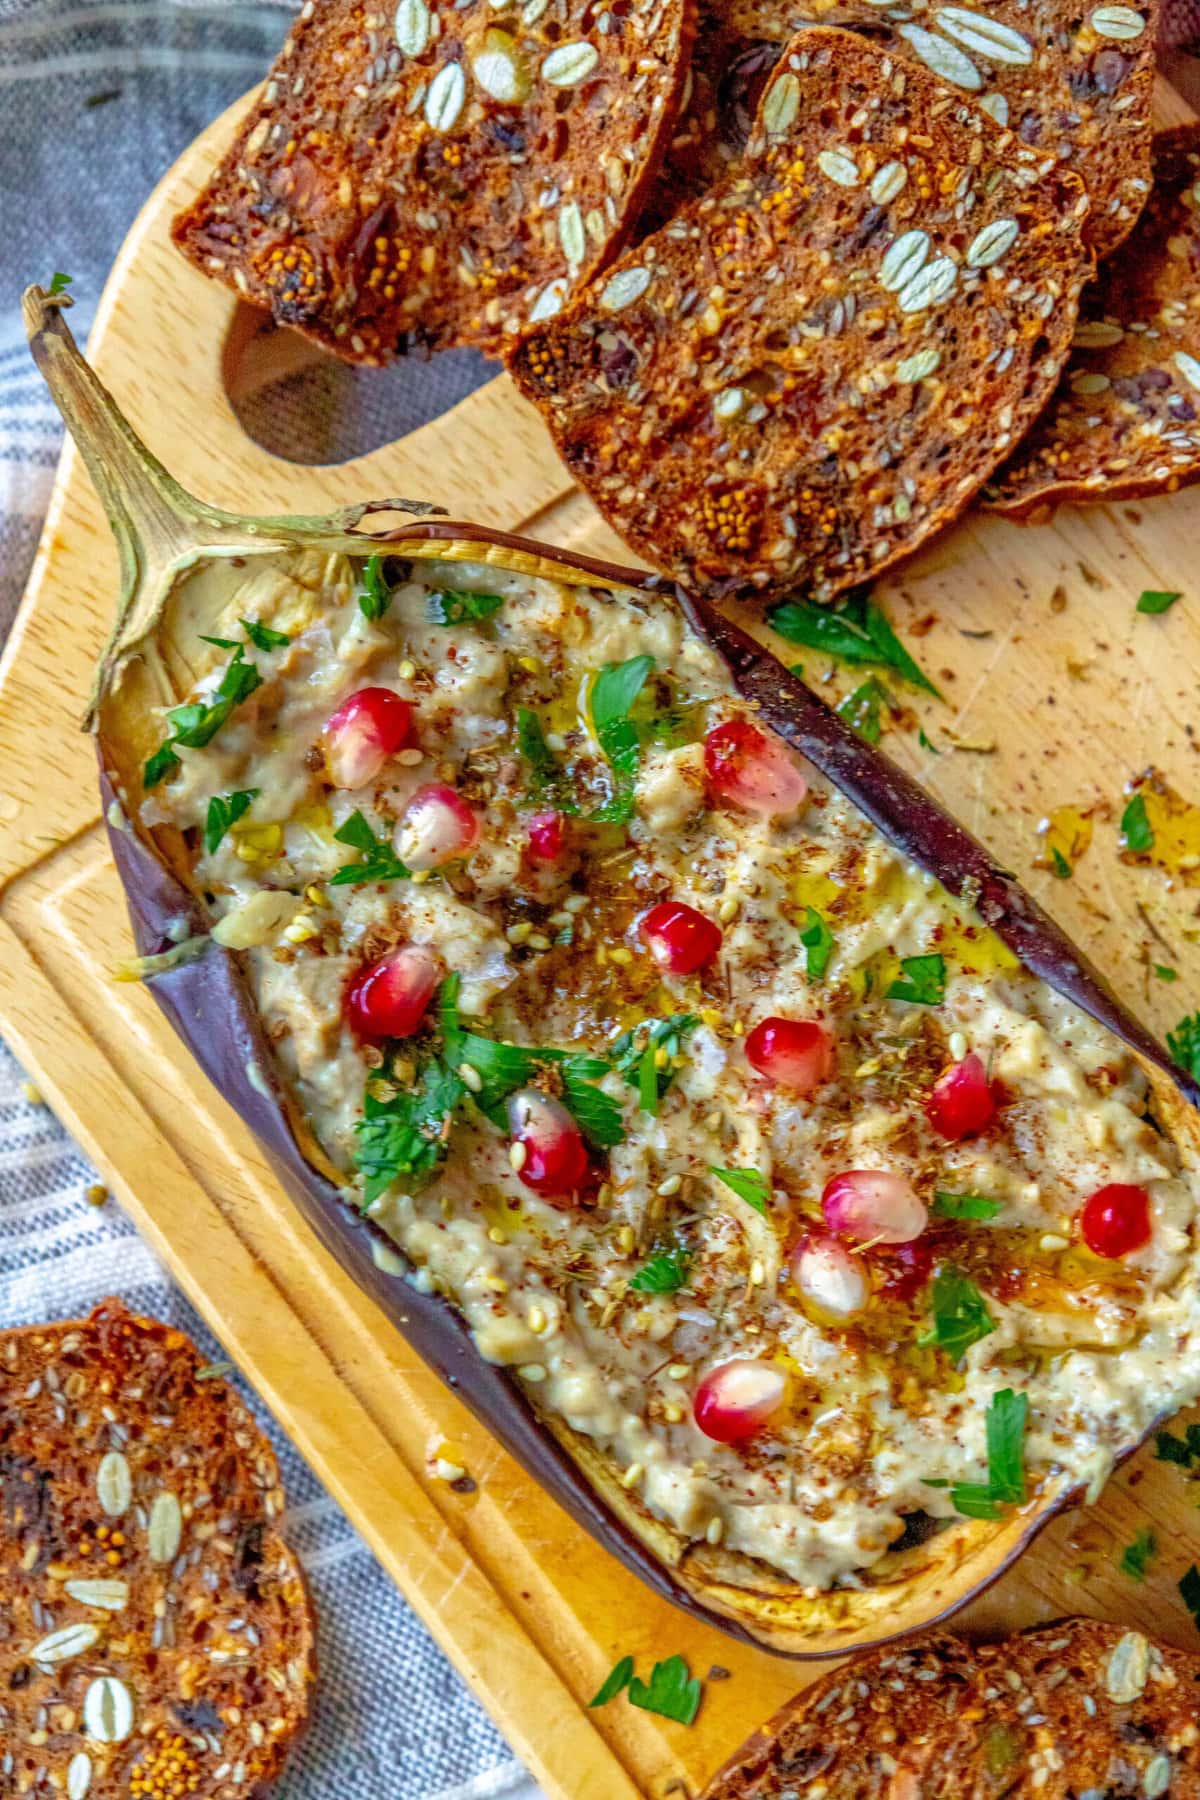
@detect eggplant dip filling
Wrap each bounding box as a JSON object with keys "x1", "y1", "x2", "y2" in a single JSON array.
[{"x1": 141, "y1": 549, "x2": 1200, "y2": 1593}]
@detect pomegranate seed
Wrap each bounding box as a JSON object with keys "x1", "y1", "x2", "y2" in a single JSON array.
[
  {"x1": 526, "y1": 810, "x2": 567, "y2": 864},
  {"x1": 823, "y1": 1170, "x2": 928, "y2": 1246},
  {"x1": 704, "y1": 718, "x2": 808, "y2": 817},
  {"x1": 394, "y1": 783, "x2": 480, "y2": 871},
  {"x1": 639, "y1": 901, "x2": 722, "y2": 974},
  {"x1": 694, "y1": 1360, "x2": 788, "y2": 1444},
  {"x1": 1080, "y1": 1183, "x2": 1151, "y2": 1259},
  {"x1": 323, "y1": 687, "x2": 413, "y2": 789},
  {"x1": 791, "y1": 1234, "x2": 868, "y2": 1320},
  {"x1": 876, "y1": 1236, "x2": 936, "y2": 1303},
  {"x1": 925, "y1": 1053, "x2": 997, "y2": 1141},
  {"x1": 507, "y1": 1089, "x2": 589, "y2": 1199},
  {"x1": 745, "y1": 1017, "x2": 834, "y2": 1094},
  {"x1": 345, "y1": 943, "x2": 440, "y2": 1042}
]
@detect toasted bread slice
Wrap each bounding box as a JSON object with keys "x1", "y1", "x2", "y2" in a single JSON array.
[
  {"x1": 0, "y1": 1300, "x2": 314, "y2": 1798},
  {"x1": 988, "y1": 125, "x2": 1200, "y2": 521},
  {"x1": 508, "y1": 29, "x2": 1093, "y2": 602},
  {"x1": 706, "y1": 0, "x2": 1156, "y2": 261},
  {"x1": 171, "y1": 0, "x2": 693, "y2": 361}
]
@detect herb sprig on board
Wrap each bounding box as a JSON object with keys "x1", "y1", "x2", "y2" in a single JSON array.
[
  {"x1": 768, "y1": 593, "x2": 941, "y2": 697},
  {"x1": 589, "y1": 1653, "x2": 703, "y2": 1725}
]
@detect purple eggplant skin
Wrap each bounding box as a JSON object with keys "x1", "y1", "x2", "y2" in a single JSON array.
[{"x1": 100, "y1": 519, "x2": 1200, "y2": 1660}]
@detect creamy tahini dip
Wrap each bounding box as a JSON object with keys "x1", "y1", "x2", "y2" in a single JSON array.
[{"x1": 147, "y1": 546, "x2": 1200, "y2": 1590}]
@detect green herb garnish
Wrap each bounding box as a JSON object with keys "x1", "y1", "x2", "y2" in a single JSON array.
[
  {"x1": 887, "y1": 953, "x2": 946, "y2": 1006},
  {"x1": 768, "y1": 594, "x2": 940, "y2": 697},
  {"x1": 588, "y1": 654, "x2": 655, "y2": 824},
  {"x1": 611, "y1": 1014, "x2": 699, "y2": 1115},
  {"x1": 943, "y1": 1388, "x2": 1028, "y2": 1520},
  {"x1": 1119, "y1": 1526, "x2": 1157, "y2": 1582},
  {"x1": 204, "y1": 788, "x2": 259, "y2": 855},
  {"x1": 629, "y1": 1248, "x2": 691, "y2": 1294},
  {"x1": 710, "y1": 1166, "x2": 770, "y2": 1215},
  {"x1": 918, "y1": 727, "x2": 940, "y2": 754},
  {"x1": 329, "y1": 811, "x2": 411, "y2": 886},
  {"x1": 1180, "y1": 1564, "x2": 1200, "y2": 1627},
  {"x1": 1121, "y1": 792, "x2": 1154, "y2": 853},
  {"x1": 560, "y1": 1063, "x2": 626, "y2": 1148},
  {"x1": 1168, "y1": 1013, "x2": 1200, "y2": 1083},
  {"x1": 1136, "y1": 590, "x2": 1182, "y2": 615},
  {"x1": 1155, "y1": 1424, "x2": 1200, "y2": 1466},
  {"x1": 589, "y1": 1656, "x2": 634, "y2": 1709},
  {"x1": 1154, "y1": 964, "x2": 1179, "y2": 982},
  {"x1": 355, "y1": 1058, "x2": 465, "y2": 1203},
  {"x1": 932, "y1": 1191, "x2": 1003, "y2": 1222},
  {"x1": 918, "y1": 1267, "x2": 996, "y2": 1363},
  {"x1": 428, "y1": 589, "x2": 504, "y2": 626},
  {"x1": 241, "y1": 616, "x2": 290, "y2": 652},
  {"x1": 1050, "y1": 847, "x2": 1072, "y2": 879},
  {"x1": 799, "y1": 906, "x2": 835, "y2": 981},
  {"x1": 359, "y1": 553, "x2": 395, "y2": 623},
  {"x1": 143, "y1": 646, "x2": 263, "y2": 788},
  {"x1": 515, "y1": 707, "x2": 578, "y2": 813},
  {"x1": 628, "y1": 1655, "x2": 702, "y2": 1726},
  {"x1": 837, "y1": 675, "x2": 891, "y2": 744},
  {"x1": 48, "y1": 272, "x2": 73, "y2": 296}
]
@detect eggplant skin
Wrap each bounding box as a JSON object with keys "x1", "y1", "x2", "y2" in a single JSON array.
[{"x1": 98, "y1": 522, "x2": 1200, "y2": 1660}]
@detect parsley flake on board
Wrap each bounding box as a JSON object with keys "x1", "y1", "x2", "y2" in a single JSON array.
[
  {"x1": 358, "y1": 553, "x2": 395, "y2": 623},
  {"x1": 932, "y1": 1191, "x2": 1003, "y2": 1222},
  {"x1": 1155, "y1": 1424, "x2": 1200, "y2": 1466},
  {"x1": 427, "y1": 589, "x2": 504, "y2": 625},
  {"x1": 329, "y1": 811, "x2": 411, "y2": 886},
  {"x1": 768, "y1": 593, "x2": 941, "y2": 698},
  {"x1": 1119, "y1": 1526, "x2": 1157, "y2": 1582},
  {"x1": 588, "y1": 653, "x2": 655, "y2": 824},
  {"x1": 799, "y1": 906, "x2": 835, "y2": 980},
  {"x1": 611, "y1": 1014, "x2": 699, "y2": 1115},
  {"x1": 1050, "y1": 847, "x2": 1072, "y2": 879},
  {"x1": 887, "y1": 953, "x2": 947, "y2": 1006},
  {"x1": 143, "y1": 646, "x2": 263, "y2": 788},
  {"x1": 589, "y1": 1657, "x2": 634, "y2": 1709},
  {"x1": 837, "y1": 675, "x2": 892, "y2": 744},
  {"x1": 204, "y1": 788, "x2": 259, "y2": 855},
  {"x1": 710, "y1": 1166, "x2": 770, "y2": 1215},
  {"x1": 628, "y1": 1248, "x2": 691, "y2": 1294},
  {"x1": 941, "y1": 1388, "x2": 1028, "y2": 1520},
  {"x1": 628, "y1": 1655, "x2": 703, "y2": 1726},
  {"x1": 1168, "y1": 1013, "x2": 1200, "y2": 1083},
  {"x1": 1121, "y1": 792, "x2": 1155, "y2": 853},
  {"x1": 1154, "y1": 964, "x2": 1179, "y2": 982},
  {"x1": 1180, "y1": 1564, "x2": 1200, "y2": 1628},
  {"x1": 918, "y1": 1267, "x2": 996, "y2": 1363},
  {"x1": 1136, "y1": 590, "x2": 1182, "y2": 615}
]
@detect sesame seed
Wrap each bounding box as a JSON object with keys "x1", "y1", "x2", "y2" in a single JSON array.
[
  {"x1": 617, "y1": 1224, "x2": 636, "y2": 1254},
  {"x1": 486, "y1": 1228, "x2": 506, "y2": 1246},
  {"x1": 399, "y1": 659, "x2": 416, "y2": 679},
  {"x1": 518, "y1": 1363, "x2": 546, "y2": 1382},
  {"x1": 718, "y1": 896, "x2": 740, "y2": 923},
  {"x1": 509, "y1": 1141, "x2": 528, "y2": 1172},
  {"x1": 667, "y1": 1363, "x2": 691, "y2": 1380},
  {"x1": 948, "y1": 1030, "x2": 968, "y2": 1060},
  {"x1": 705, "y1": 1515, "x2": 724, "y2": 1545},
  {"x1": 609, "y1": 945, "x2": 634, "y2": 966},
  {"x1": 749, "y1": 1258, "x2": 765, "y2": 1285},
  {"x1": 459, "y1": 1063, "x2": 483, "y2": 1093},
  {"x1": 526, "y1": 932, "x2": 552, "y2": 951},
  {"x1": 657, "y1": 1174, "x2": 682, "y2": 1197},
  {"x1": 506, "y1": 921, "x2": 534, "y2": 944},
  {"x1": 527, "y1": 1303, "x2": 548, "y2": 1334},
  {"x1": 620, "y1": 1462, "x2": 644, "y2": 1489},
  {"x1": 564, "y1": 894, "x2": 588, "y2": 913},
  {"x1": 397, "y1": 747, "x2": 425, "y2": 767},
  {"x1": 706, "y1": 1110, "x2": 722, "y2": 1131},
  {"x1": 663, "y1": 1403, "x2": 684, "y2": 1423},
  {"x1": 518, "y1": 655, "x2": 541, "y2": 674}
]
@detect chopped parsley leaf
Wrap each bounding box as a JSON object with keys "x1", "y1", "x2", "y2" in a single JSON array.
[
  {"x1": 1155, "y1": 1424, "x2": 1200, "y2": 1466},
  {"x1": 628, "y1": 1655, "x2": 702, "y2": 1726},
  {"x1": 1121, "y1": 792, "x2": 1154, "y2": 853},
  {"x1": 1180, "y1": 1564, "x2": 1200, "y2": 1627},
  {"x1": 355, "y1": 1058, "x2": 464, "y2": 1203},
  {"x1": 515, "y1": 707, "x2": 577, "y2": 813},
  {"x1": 1168, "y1": 1013, "x2": 1200, "y2": 1083},
  {"x1": 611, "y1": 1014, "x2": 699, "y2": 1115},
  {"x1": 1119, "y1": 1526, "x2": 1157, "y2": 1582},
  {"x1": 918, "y1": 727, "x2": 940, "y2": 754},
  {"x1": 629, "y1": 1248, "x2": 691, "y2": 1294},
  {"x1": 799, "y1": 906, "x2": 835, "y2": 981},
  {"x1": 48, "y1": 272, "x2": 73, "y2": 296},
  {"x1": 944, "y1": 1388, "x2": 1028, "y2": 1520},
  {"x1": 143, "y1": 646, "x2": 262, "y2": 789},
  {"x1": 329, "y1": 811, "x2": 411, "y2": 886},
  {"x1": 359, "y1": 553, "x2": 395, "y2": 623},
  {"x1": 932, "y1": 1191, "x2": 1003, "y2": 1222},
  {"x1": 589, "y1": 1657, "x2": 634, "y2": 1709},
  {"x1": 560, "y1": 1064, "x2": 626, "y2": 1148},
  {"x1": 427, "y1": 589, "x2": 504, "y2": 626},
  {"x1": 1154, "y1": 964, "x2": 1179, "y2": 982},
  {"x1": 768, "y1": 594, "x2": 941, "y2": 698},
  {"x1": 1050, "y1": 847, "x2": 1072, "y2": 879},
  {"x1": 204, "y1": 788, "x2": 259, "y2": 855},
  {"x1": 1136, "y1": 590, "x2": 1182, "y2": 615},
  {"x1": 837, "y1": 675, "x2": 891, "y2": 744},
  {"x1": 588, "y1": 654, "x2": 654, "y2": 825},
  {"x1": 710, "y1": 1165, "x2": 770, "y2": 1215},
  {"x1": 241, "y1": 616, "x2": 290, "y2": 651},
  {"x1": 918, "y1": 1266, "x2": 996, "y2": 1363},
  {"x1": 887, "y1": 952, "x2": 946, "y2": 1006}
]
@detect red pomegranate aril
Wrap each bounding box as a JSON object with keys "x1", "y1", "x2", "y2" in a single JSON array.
[
  {"x1": 704, "y1": 718, "x2": 808, "y2": 817},
  {"x1": 395, "y1": 783, "x2": 480, "y2": 870},
  {"x1": 822, "y1": 1170, "x2": 928, "y2": 1246},
  {"x1": 507, "y1": 1089, "x2": 589, "y2": 1199},
  {"x1": 526, "y1": 810, "x2": 567, "y2": 864},
  {"x1": 746, "y1": 1017, "x2": 834, "y2": 1094},
  {"x1": 639, "y1": 901, "x2": 722, "y2": 975},
  {"x1": 694, "y1": 1360, "x2": 788, "y2": 1444},
  {"x1": 323, "y1": 687, "x2": 413, "y2": 789},
  {"x1": 925, "y1": 1053, "x2": 997, "y2": 1141},
  {"x1": 791, "y1": 1235, "x2": 868, "y2": 1320},
  {"x1": 876, "y1": 1236, "x2": 936, "y2": 1304},
  {"x1": 1080, "y1": 1183, "x2": 1152, "y2": 1259},
  {"x1": 346, "y1": 943, "x2": 440, "y2": 1042}
]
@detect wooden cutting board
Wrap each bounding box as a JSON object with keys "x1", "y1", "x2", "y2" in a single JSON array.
[{"x1": 4, "y1": 78, "x2": 1200, "y2": 1800}]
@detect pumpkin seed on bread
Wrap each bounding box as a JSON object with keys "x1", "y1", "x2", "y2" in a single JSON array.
[
  {"x1": 508, "y1": 29, "x2": 1093, "y2": 602},
  {"x1": 988, "y1": 124, "x2": 1200, "y2": 521},
  {"x1": 171, "y1": 0, "x2": 694, "y2": 360},
  {"x1": 0, "y1": 1300, "x2": 314, "y2": 1799}
]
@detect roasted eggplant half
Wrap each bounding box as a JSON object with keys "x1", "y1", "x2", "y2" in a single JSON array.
[{"x1": 26, "y1": 284, "x2": 1200, "y2": 1660}]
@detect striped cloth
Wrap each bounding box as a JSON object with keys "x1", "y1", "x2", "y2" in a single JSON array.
[{"x1": 0, "y1": 3, "x2": 539, "y2": 1796}]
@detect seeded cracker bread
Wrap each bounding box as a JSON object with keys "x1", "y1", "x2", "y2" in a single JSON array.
[
  {"x1": 507, "y1": 31, "x2": 1093, "y2": 604},
  {"x1": 693, "y1": 0, "x2": 1156, "y2": 261},
  {"x1": 170, "y1": 0, "x2": 694, "y2": 361},
  {"x1": 988, "y1": 125, "x2": 1200, "y2": 521},
  {"x1": 0, "y1": 1300, "x2": 314, "y2": 1800}
]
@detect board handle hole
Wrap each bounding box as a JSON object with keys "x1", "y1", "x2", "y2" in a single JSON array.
[{"x1": 222, "y1": 305, "x2": 495, "y2": 466}]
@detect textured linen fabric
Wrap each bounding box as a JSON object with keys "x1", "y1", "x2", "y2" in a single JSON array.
[{"x1": 0, "y1": 2, "x2": 538, "y2": 1796}]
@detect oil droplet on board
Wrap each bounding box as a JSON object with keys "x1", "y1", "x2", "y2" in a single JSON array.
[
  {"x1": 1119, "y1": 773, "x2": 1200, "y2": 885},
  {"x1": 1036, "y1": 805, "x2": 1094, "y2": 877}
]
